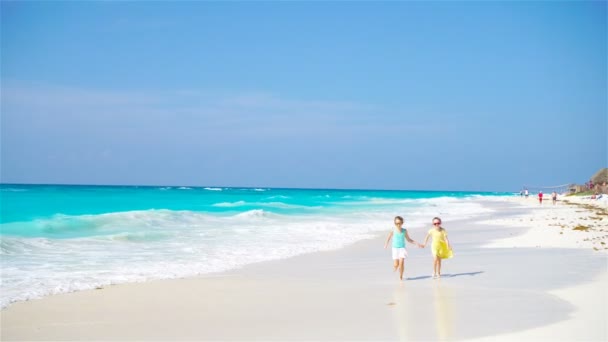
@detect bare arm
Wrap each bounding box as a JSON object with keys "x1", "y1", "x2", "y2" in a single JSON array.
[
  {"x1": 445, "y1": 233, "x2": 451, "y2": 249},
  {"x1": 384, "y1": 231, "x2": 393, "y2": 249},
  {"x1": 422, "y1": 232, "x2": 430, "y2": 248},
  {"x1": 405, "y1": 231, "x2": 422, "y2": 247}
]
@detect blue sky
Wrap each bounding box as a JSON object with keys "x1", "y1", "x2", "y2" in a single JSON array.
[{"x1": 1, "y1": 1, "x2": 606, "y2": 191}]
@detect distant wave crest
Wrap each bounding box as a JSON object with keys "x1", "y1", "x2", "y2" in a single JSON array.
[
  {"x1": 213, "y1": 201, "x2": 247, "y2": 207},
  {"x1": 212, "y1": 201, "x2": 313, "y2": 209}
]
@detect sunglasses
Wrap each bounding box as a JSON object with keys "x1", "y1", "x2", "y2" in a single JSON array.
[{"x1": 433, "y1": 222, "x2": 441, "y2": 225}]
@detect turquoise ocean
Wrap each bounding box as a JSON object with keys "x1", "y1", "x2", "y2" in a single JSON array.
[{"x1": 0, "y1": 184, "x2": 507, "y2": 308}]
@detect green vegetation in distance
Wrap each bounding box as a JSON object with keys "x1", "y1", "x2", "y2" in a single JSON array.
[{"x1": 567, "y1": 191, "x2": 596, "y2": 197}]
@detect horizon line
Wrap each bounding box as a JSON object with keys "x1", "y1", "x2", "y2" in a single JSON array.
[{"x1": 0, "y1": 182, "x2": 510, "y2": 194}]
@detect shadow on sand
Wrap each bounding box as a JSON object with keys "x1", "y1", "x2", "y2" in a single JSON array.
[{"x1": 406, "y1": 271, "x2": 484, "y2": 281}]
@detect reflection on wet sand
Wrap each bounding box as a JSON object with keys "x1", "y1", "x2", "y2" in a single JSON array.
[
  {"x1": 433, "y1": 280, "x2": 454, "y2": 340},
  {"x1": 390, "y1": 279, "x2": 456, "y2": 341},
  {"x1": 392, "y1": 282, "x2": 411, "y2": 340}
]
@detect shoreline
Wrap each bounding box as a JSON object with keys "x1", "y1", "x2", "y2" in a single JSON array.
[
  {"x1": 0, "y1": 190, "x2": 498, "y2": 309},
  {"x1": 2, "y1": 197, "x2": 607, "y2": 340}
]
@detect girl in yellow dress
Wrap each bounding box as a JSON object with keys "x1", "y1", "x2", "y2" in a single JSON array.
[{"x1": 421, "y1": 217, "x2": 453, "y2": 279}]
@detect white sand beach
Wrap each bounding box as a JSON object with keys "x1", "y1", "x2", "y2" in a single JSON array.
[
  {"x1": 483, "y1": 195, "x2": 608, "y2": 252},
  {"x1": 2, "y1": 197, "x2": 607, "y2": 341}
]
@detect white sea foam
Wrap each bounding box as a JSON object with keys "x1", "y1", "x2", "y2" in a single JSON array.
[
  {"x1": 203, "y1": 187, "x2": 223, "y2": 191},
  {"x1": 0, "y1": 188, "x2": 29, "y2": 192},
  {"x1": 212, "y1": 201, "x2": 248, "y2": 207},
  {"x1": 233, "y1": 209, "x2": 271, "y2": 219},
  {"x1": 211, "y1": 201, "x2": 314, "y2": 209},
  {"x1": 266, "y1": 195, "x2": 291, "y2": 200}
]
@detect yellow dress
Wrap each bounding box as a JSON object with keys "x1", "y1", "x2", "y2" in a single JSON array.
[{"x1": 428, "y1": 228, "x2": 453, "y2": 259}]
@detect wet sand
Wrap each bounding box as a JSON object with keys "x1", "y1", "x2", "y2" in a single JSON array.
[{"x1": 2, "y1": 198, "x2": 606, "y2": 341}]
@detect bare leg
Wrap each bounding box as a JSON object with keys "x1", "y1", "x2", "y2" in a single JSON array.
[
  {"x1": 437, "y1": 258, "x2": 442, "y2": 278},
  {"x1": 433, "y1": 256, "x2": 439, "y2": 277},
  {"x1": 393, "y1": 259, "x2": 399, "y2": 272},
  {"x1": 398, "y1": 259, "x2": 405, "y2": 280}
]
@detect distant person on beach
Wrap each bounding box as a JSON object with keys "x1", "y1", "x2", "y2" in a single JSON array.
[
  {"x1": 551, "y1": 191, "x2": 557, "y2": 205},
  {"x1": 421, "y1": 217, "x2": 452, "y2": 279},
  {"x1": 524, "y1": 189, "x2": 529, "y2": 198},
  {"x1": 384, "y1": 216, "x2": 422, "y2": 281},
  {"x1": 538, "y1": 191, "x2": 543, "y2": 204}
]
